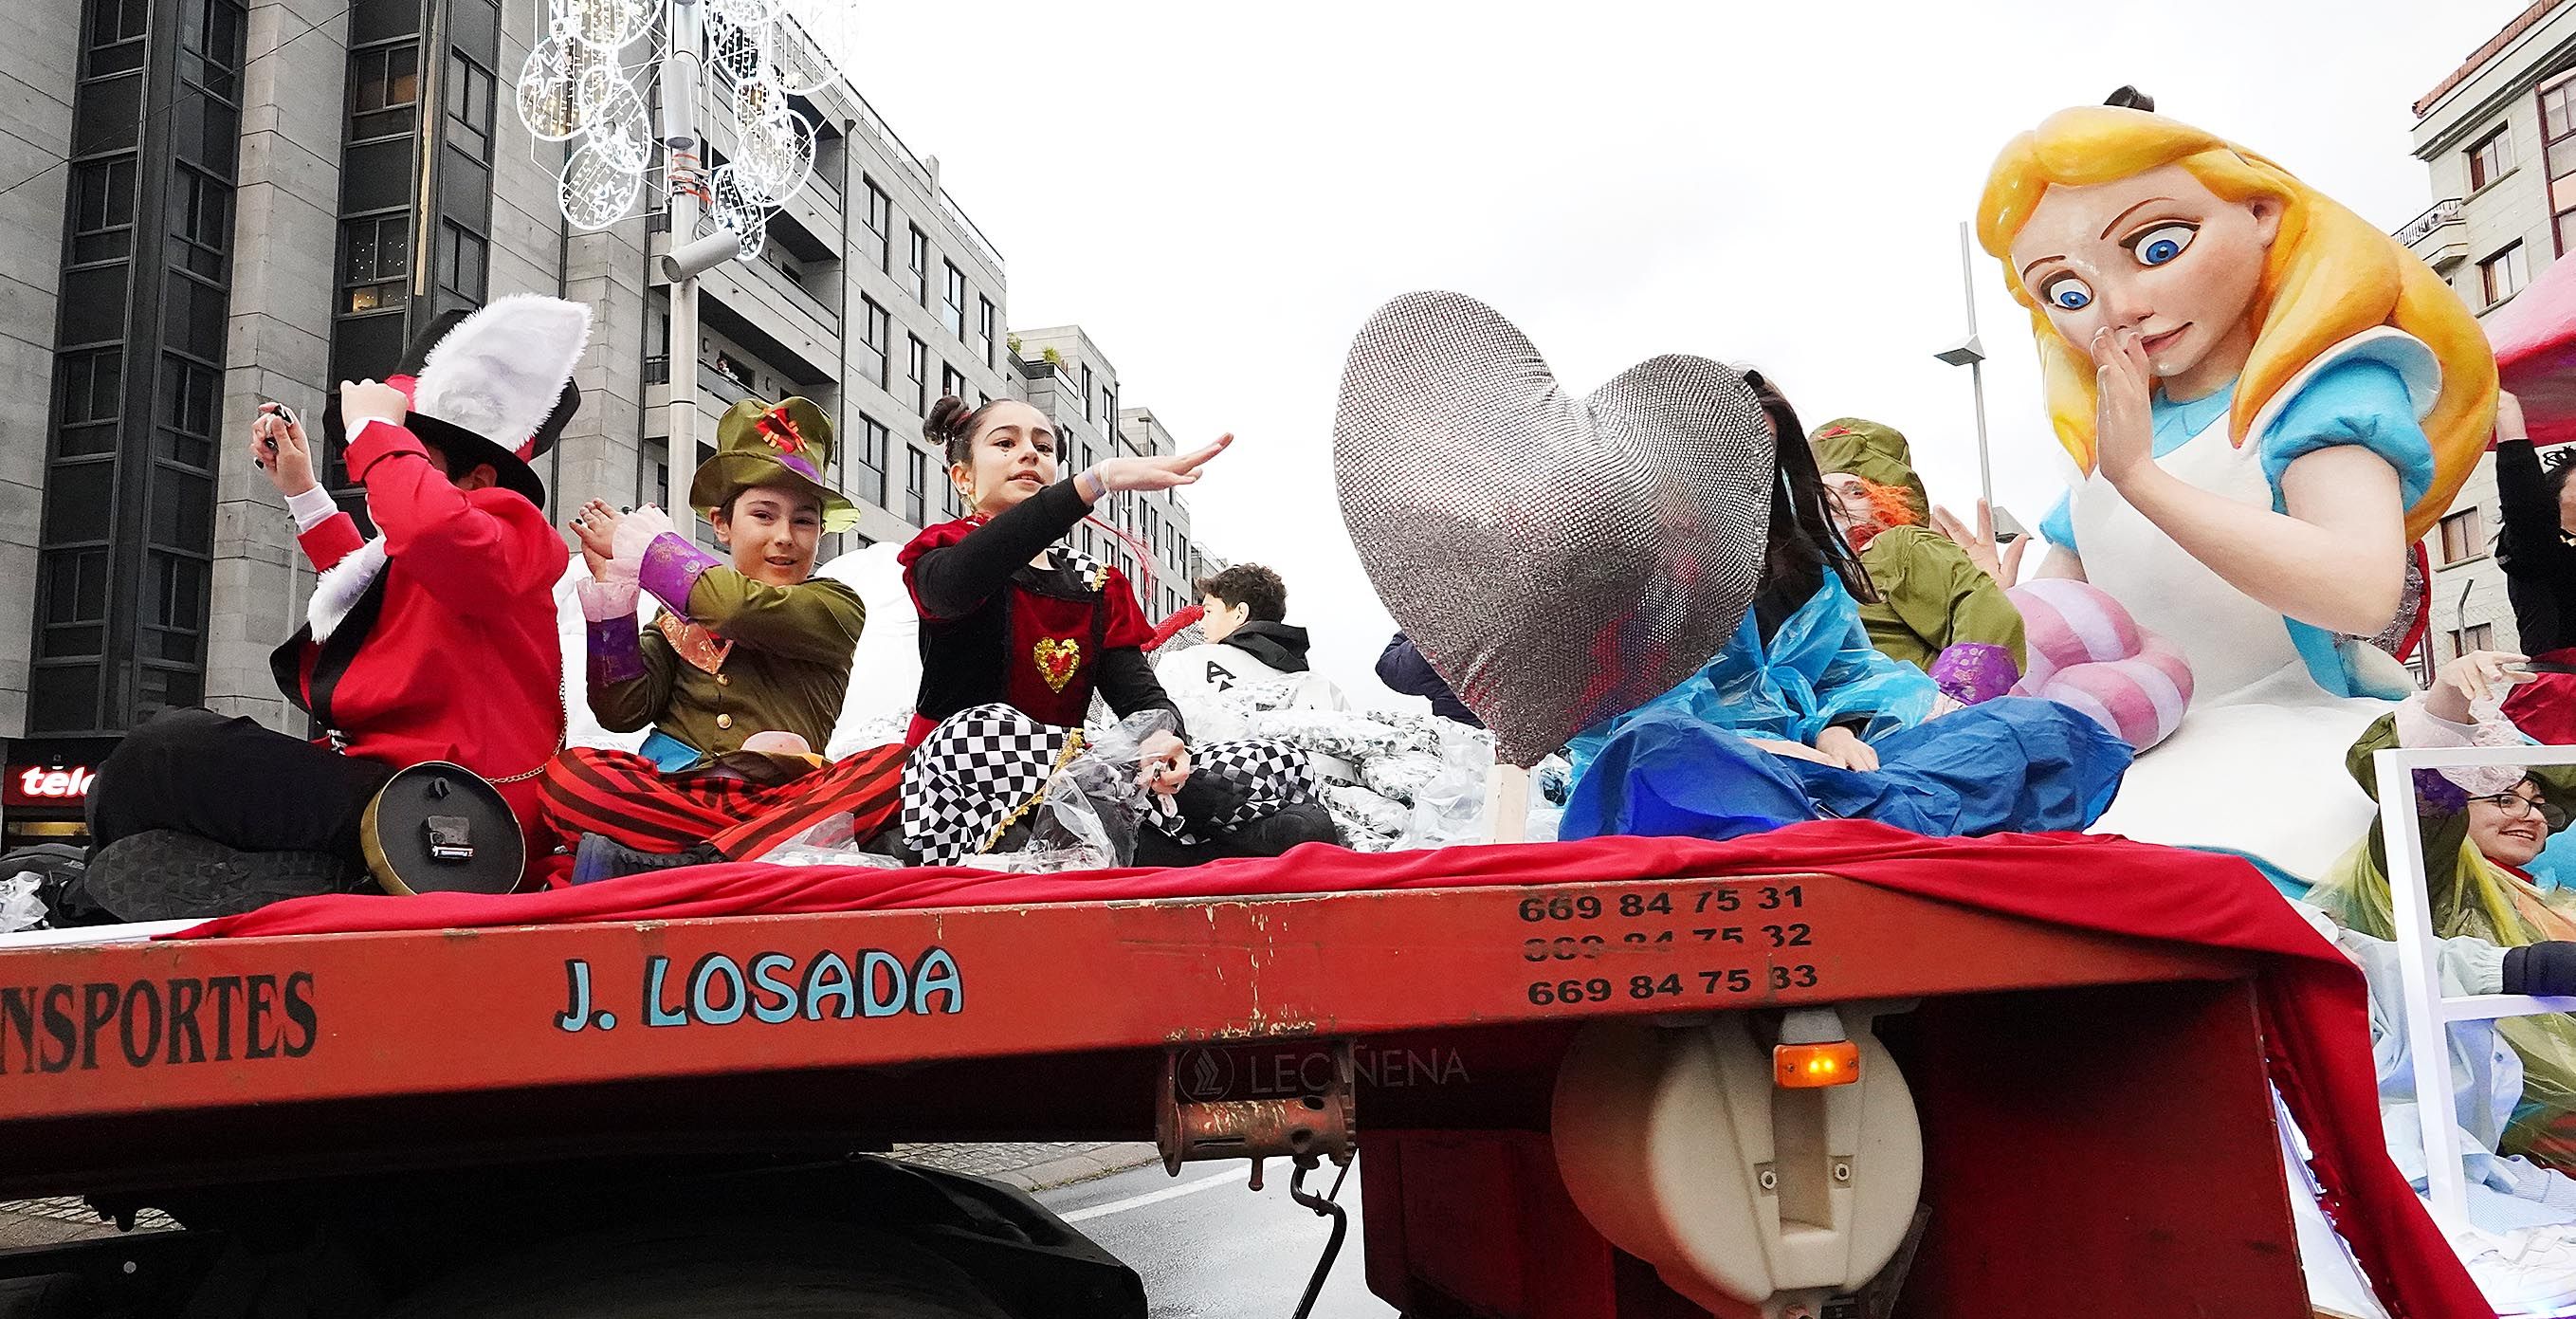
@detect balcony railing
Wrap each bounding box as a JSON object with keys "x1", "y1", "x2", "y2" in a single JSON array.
[
  {"x1": 2396, "y1": 197, "x2": 2464, "y2": 247},
  {"x1": 701, "y1": 361, "x2": 754, "y2": 409},
  {"x1": 643, "y1": 356, "x2": 670, "y2": 386}
]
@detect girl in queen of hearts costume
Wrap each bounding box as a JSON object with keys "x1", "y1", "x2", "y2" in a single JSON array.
[{"x1": 1978, "y1": 102, "x2": 2496, "y2": 881}]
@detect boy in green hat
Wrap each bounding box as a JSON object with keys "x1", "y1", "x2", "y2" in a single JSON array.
[{"x1": 545, "y1": 396, "x2": 904, "y2": 882}]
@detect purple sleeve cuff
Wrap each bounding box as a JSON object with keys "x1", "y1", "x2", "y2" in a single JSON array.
[
  {"x1": 587, "y1": 615, "x2": 648, "y2": 687},
  {"x1": 638, "y1": 532, "x2": 720, "y2": 617},
  {"x1": 1928, "y1": 642, "x2": 2019, "y2": 707}
]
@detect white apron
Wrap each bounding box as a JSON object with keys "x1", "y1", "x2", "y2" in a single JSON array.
[{"x1": 2069, "y1": 329, "x2": 2436, "y2": 882}]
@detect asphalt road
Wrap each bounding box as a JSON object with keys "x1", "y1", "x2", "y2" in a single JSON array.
[{"x1": 1038, "y1": 1157, "x2": 1398, "y2": 1319}]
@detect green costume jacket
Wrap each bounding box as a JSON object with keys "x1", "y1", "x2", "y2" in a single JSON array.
[{"x1": 591, "y1": 566, "x2": 866, "y2": 764}]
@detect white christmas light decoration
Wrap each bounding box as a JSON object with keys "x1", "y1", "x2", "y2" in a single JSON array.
[
  {"x1": 518, "y1": 0, "x2": 833, "y2": 234},
  {"x1": 563, "y1": 0, "x2": 653, "y2": 50},
  {"x1": 707, "y1": 165, "x2": 768, "y2": 260},
  {"x1": 559, "y1": 142, "x2": 643, "y2": 229}
]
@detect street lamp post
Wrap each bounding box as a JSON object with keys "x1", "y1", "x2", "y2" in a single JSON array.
[{"x1": 1933, "y1": 220, "x2": 1996, "y2": 517}]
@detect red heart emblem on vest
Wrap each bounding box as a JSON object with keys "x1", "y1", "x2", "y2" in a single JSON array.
[{"x1": 1033, "y1": 636, "x2": 1083, "y2": 693}]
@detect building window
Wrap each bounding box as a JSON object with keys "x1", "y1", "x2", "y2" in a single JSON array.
[
  {"x1": 858, "y1": 296, "x2": 889, "y2": 390},
  {"x1": 905, "y1": 447, "x2": 928, "y2": 525},
  {"x1": 2483, "y1": 242, "x2": 2530, "y2": 305},
  {"x1": 854, "y1": 414, "x2": 888, "y2": 507},
  {"x1": 863, "y1": 177, "x2": 890, "y2": 271},
  {"x1": 2470, "y1": 125, "x2": 2512, "y2": 192},
  {"x1": 2450, "y1": 623, "x2": 2496, "y2": 658},
  {"x1": 55, "y1": 349, "x2": 121, "y2": 457},
  {"x1": 438, "y1": 219, "x2": 486, "y2": 302},
  {"x1": 70, "y1": 156, "x2": 137, "y2": 265},
  {"x1": 177, "y1": 0, "x2": 246, "y2": 101},
  {"x1": 976, "y1": 296, "x2": 996, "y2": 369},
  {"x1": 340, "y1": 213, "x2": 410, "y2": 312},
  {"x1": 168, "y1": 166, "x2": 230, "y2": 281},
  {"x1": 907, "y1": 336, "x2": 928, "y2": 413},
  {"x1": 1080, "y1": 364, "x2": 1094, "y2": 421},
  {"x1": 2438, "y1": 507, "x2": 2485, "y2": 563},
  {"x1": 348, "y1": 43, "x2": 419, "y2": 140},
  {"x1": 941, "y1": 363, "x2": 965, "y2": 403},
  {"x1": 908, "y1": 226, "x2": 929, "y2": 305},
  {"x1": 2544, "y1": 76, "x2": 2576, "y2": 256},
  {"x1": 941, "y1": 262, "x2": 966, "y2": 339},
  {"x1": 446, "y1": 51, "x2": 494, "y2": 161}
]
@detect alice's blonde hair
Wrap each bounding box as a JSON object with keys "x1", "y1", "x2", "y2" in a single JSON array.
[{"x1": 1977, "y1": 106, "x2": 2494, "y2": 541}]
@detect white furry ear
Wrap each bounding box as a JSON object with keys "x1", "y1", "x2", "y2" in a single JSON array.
[{"x1": 410, "y1": 295, "x2": 593, "y2": 449}]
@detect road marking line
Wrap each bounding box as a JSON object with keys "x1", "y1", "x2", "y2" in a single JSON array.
[{"x1": 1058, "y1": 1169, "x2": 1242, "y2": 1223}]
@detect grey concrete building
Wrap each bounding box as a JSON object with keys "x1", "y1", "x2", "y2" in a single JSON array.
[
  {"x1": 2400, "y1": 0, "x2": 2576, "y2": 667},
  {"x1": 0, "y1": 1, "x2": 1197, "y2": 752}
]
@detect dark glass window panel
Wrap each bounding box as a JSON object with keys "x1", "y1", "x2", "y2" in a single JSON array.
[
  {"x1": 44, "y1": 625, "x2": 105, "y2": 657},
  {"x1": 137, "y1": 664, "x2": 203, "y2": 713},
  {"x1": 437, "y1": 150, "x2": 488, "y2": 217},
  {"x1": 448, "y1": 0, "x2": 496, "y2": 54},
  {"x1": 350, "y1": 0, "x2": 418, "y2": 46},
  {"x1": 28, "y1": 666, "x2": 102, "y2": 732},
  {"x1": 342, "y1": 138, "x2": 414, "y2": 211},
  {"x1": 73, "y1": 231, "x2": 131, "y2": 264},
  {"x1": 90, "y1": 0, "x2": 147, "y2": 48},
  {"x1": 162, "y1": 357, "x2": 219, "y2": 436},
  {"x1": 343, "y1": 213, "x2": 410, "y2": 281},
  {"x1": 350, "y1": 106, "x2": 415, "y2": 141},
  {"x1": 150, "y1": 552, "x2": 207, "y2": 629},
  {"x1": 332, "y1": 307, "x2": 409, "y2": 380},
  {"x1": 56, "y1": 423, "x2": 116, "y2": 457},
  {"x1": 46, "y1": 550, "x2": 108, "y2": 624},
  {"x1": 170, "y1": 169, "x2": 231, "y2": 250},
  {"x1": 74, "y1": 156, "x2": 136, "y2": 231},
  {"x1": 42, "y1": 462, "x2": 115, "y2": 542},
  {"x1": 74, "y1": 75, "x2": 142, "y2": 155},
  {"x1": 156, "y1": 430, "x2": 213, "y2": 468},
  {"x1": 181, "y1": 98, "x2": 240, "y2": 174},
  {"x1": 904, "y1": 449, "x2": 926, "y2": 524},
  {"x1": 64, "y1": 351, "x2": 121, "y2": 424},
  {"x1": 167, "y1": 271, "x2": 227, "y2": 359},
  {"x1": 61, "y1": 266, "x2": 128, "y2": 345},
  {"x1": 440, "y1": 220, "x2": 486, "y2": 301},
  {"x1": 390, "y1": 49, "x2": 419, "y2": 106},
  {"x1": 152, "y1": 467, "x2": 213, "y2": 552}
]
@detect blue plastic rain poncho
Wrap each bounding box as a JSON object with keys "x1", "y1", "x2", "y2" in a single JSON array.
[{"x1": 1562, "y1": 576, "x2": 2132, "y2": 843}]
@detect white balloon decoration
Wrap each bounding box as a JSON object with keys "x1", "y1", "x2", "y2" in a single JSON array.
[{"x1": 517, "y1": 0, "x2": 834, "y2": 235}]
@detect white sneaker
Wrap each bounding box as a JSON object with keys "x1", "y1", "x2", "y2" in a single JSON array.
[{"x1": 2452, "y1": 1224, "x2": 2576, "y2": 1315}]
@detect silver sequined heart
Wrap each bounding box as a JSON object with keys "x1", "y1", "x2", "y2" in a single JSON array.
[{"x1": 1333, "y1": 291, "x2": 1775, "y2": 766}]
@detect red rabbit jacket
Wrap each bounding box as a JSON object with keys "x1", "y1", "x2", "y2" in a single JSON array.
[{"x1": 267, "y1": 418, "x2": 568, "y2": 870}]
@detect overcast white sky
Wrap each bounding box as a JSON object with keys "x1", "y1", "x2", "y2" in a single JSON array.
[{"x1": 827, "y1": 0, "x2": 2522, "y2": 707}]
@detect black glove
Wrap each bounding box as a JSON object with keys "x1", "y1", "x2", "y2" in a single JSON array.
[{"x1": 2502, "y1": 943, "x2": 2576, "y2": 995}]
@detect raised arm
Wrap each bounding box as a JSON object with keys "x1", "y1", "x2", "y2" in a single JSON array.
[
  {"x1": 2089, "y1": 328, "x2": 2407, "y2": 637},
  {"x1": 338, "y1": 383, "x2": 568, "y2": 606},
  {"x1": 908, "y1": 480, "x2": 1095, "y2": 619},
  {"x1": 2495, "y1": 394, "x2": 2554, "y2": 554},
  {"x1": 249, "y1": 402, "x2": 365, "y2": 572}
]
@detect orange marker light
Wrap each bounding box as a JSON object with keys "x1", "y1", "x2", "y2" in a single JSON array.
[{"x1": 1773, "y1": 1040, "x2": 1862, "y2": 1089}]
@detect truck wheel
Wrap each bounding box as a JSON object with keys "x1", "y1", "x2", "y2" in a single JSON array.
[{"x1": 375, "y1": 1222, "x2": 1013, "y2": 1319}]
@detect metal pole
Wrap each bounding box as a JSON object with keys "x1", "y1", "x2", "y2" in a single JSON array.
[
  {"x1": 1959, "y1": 221, "x2": 1996, "y2": 514},
  {"x1": 662, "y1": 0, "x2": 703, "y2": 508}
]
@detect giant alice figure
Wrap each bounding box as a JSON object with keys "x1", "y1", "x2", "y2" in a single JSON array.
[{"x1": 1980, "y1": 103, "x2": 2495, "y2": 879}]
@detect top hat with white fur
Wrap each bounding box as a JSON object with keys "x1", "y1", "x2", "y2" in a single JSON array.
[{"x1": 323, "y1": 295, "x2": 591, "y2": 508}]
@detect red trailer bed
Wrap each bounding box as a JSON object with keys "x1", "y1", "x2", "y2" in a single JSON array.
[{"x1": 0, "y1": 863, "x2": 2327, "y2": 1318}]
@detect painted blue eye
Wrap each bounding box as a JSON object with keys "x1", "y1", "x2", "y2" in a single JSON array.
[
  {"x1": 2042, "y1": 275, "x2": 2093, "y2": 311},
  {"x1": 2132, "y1": 223, "x2": 2196, "y2": 266}
]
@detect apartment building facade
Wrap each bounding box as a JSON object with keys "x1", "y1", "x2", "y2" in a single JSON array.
[
  {"x1": 0, "y1": 0, "x2": 1201, "y2": 746},
  {"x1": 2401, "y1": 0, "x2": 2576, "y2": 665}
]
